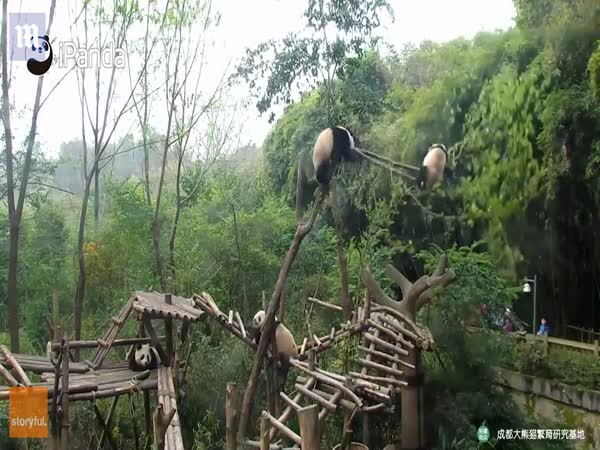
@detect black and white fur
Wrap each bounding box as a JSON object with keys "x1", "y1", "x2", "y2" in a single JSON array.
[
  {"x1": 312, "y1": 126, "x2": 360, "y2": 188},
  {"x1": 252, "y1": 310, "x2": 298, "y2": 387},
  {"x1": 296, "y1": 126, "x2": 361, "y2": 221},
  {"x1": 417, "y1": 144, "x2": 448, "y2": 190},
  {"x1": 130, "y1": 343, "x2": 162, "y2": 371}
]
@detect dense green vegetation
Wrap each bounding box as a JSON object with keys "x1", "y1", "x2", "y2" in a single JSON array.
[{"x1": 1, "y1": 0, "x2": 599, "y2": 449}]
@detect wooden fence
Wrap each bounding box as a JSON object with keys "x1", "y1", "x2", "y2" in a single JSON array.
[{"x1": 466, "y1": 327, "x2": 600, "y2": 357}]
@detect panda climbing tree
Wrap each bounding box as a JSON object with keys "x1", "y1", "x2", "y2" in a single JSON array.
[{"x1": 295, "y1": 126, "x2": 451, "y2": 222}]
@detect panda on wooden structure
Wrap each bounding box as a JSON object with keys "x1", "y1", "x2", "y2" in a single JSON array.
[
  {"x1": 128, "y1": 343, "x2": 162, "y2": 371},
  {"x1": 252, "y1": 310, "x2": 298, "y2": 387},
  {"x1": 295, "y1": 126, "x2": 361, "y2": 222},
  {"x1": 416, "y1": 143, "x2": 448, "y2": 191}
]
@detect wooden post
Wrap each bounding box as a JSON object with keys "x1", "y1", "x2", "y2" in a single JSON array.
[
  {"x1": 226, "y1": 383, "x2": 238, "y2": 450},
  {"x1": 594, "y1": 339, "x2": 599, "y2": 357},
  {"x1": 260, "y1": 414, "x2": 270, "y2": 450},
  {"x1": 165, "y1": 294, "x2": 174, "y2": 362},
  {"x1": 543, "y1": 333, "x2": 549, "y2": 357},
  {"x1": 144, "y1": 390, "x2": 152, "y2": 449},
  {"x1": 52, "y1": 291, "x2": 60, "y2": 342},
  {"x1": 60, "y1": 335, "x2": 70, "y2": 450},
  {"x1": 298, "y1": 405, "x2": 320, "y2": 450},
  {"x1": 401, "y1": 347, "x2": 424, "y2": 450}
]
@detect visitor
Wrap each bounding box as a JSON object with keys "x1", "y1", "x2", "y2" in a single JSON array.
[
  {"x1": 502, "y1": 308, "x2": 513, "y2": 333},
  {"x1": 537, "y1": 318, "x2": 549, "y2": 335}
]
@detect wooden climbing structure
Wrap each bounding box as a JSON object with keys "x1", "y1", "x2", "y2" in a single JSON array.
[{"x1": 0, "y1": 291, "x2": 205, "y2": 450}]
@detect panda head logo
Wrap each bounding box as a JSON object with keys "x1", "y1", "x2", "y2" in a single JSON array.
[{"x1": 26, "y1": 34, "x2": 52, "y2": 76}]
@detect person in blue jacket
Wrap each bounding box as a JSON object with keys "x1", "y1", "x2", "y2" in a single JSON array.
[{"x1": 537, "y1": 318, "x2": 549, "y2": 335}]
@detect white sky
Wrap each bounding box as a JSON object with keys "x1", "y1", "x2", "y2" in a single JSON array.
[{"x1": 5, "y1": 0, "x2": 516, "y2": 159}]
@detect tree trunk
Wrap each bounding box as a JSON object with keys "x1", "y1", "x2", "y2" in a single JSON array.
[
  {"x1": 7, "y1": 222, "x2": 20, "y2": 352},
  {"x1": 231, "y1": 204, "x2": 248, "y2": 317},
  {"x1": 331, "y1": 187, "x2": 352, "y2": 320},
  {"x1": 2, "y1": 0, "x2": 57, "y2": 352},
  {"x1": 74, "y1": 175, "x2": 94, "y2": 357}
]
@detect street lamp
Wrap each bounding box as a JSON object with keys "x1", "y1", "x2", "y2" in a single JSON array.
[{"x1": 522, "y1": 275, "x2": 537, "y2": 333}]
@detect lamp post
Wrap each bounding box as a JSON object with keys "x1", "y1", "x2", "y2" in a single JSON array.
[{"x1": 522, "y1": 275, "x2": 537, "y2": 333}]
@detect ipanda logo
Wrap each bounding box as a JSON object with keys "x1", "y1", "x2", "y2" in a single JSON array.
[{"x1": 9, "y1": 12, "x2": 126, "y2": 76}]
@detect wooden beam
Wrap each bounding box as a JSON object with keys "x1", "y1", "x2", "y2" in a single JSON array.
[
  {"x1": 260, "y1": 414, "x2": 270, "y2": 450},
  {"x1": 226, "y1": 383, "x2": 238, "y2": 450},
  {"x1": 0, "y1": 345, "x2": 31, "y2": 386},
  {"x1": 94, "y1": 399, "x2": 120, "y2": 450},
  {"x1": 298, "y1": 405, "x2": 320, "y2": 450},
  {"x1": 60, "y1": 335, "x2": 70, "y2": 450},
  {"x1": 142, "y1": 317, "x2": 169, "y2": 367}
]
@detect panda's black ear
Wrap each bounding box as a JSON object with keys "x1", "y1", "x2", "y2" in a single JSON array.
[{"x1": 136, "y1": 343, "x2": 142, "y2": 350}]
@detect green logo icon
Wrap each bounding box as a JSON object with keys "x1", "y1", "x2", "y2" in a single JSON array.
[{"x1": 477, "y1": 425, "x2": 490, "y2": 442}]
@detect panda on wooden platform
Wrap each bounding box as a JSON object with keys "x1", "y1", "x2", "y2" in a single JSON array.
[
  {"x1": 295, "y1": 126, "x2": 361, "y2": 222},
  {"x1": 127, "y1": 343, "x2": 162, "y2": 371},
  {"x1": 252, "y1": 310, "x2": 298, "y2": 387},
  {"x1": 416, "y1": 143, "x2": 449, "y2": 190}
]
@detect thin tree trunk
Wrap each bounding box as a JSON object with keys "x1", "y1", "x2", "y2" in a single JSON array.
[
  {"x1": 231, "y1": 204, "x2": 248, "y2": 317},
  {"x1": 331, "y1": 187, "x2": 352, "y2": 319},
  {"x1": 2, "y1": 0, "x2": 57, "y2": 352},
  {"x1": 74, "y1": 175, "x2": 94, "y2": 356},
  {"x1": 168, "y1": 155, "x2": 183, "y2": 284}
]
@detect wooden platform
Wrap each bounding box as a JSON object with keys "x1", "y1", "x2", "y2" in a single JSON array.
[
  {"x1": 0, "y1": 366, "x2": 158, "y2": 401},
  {"x1": 0, "y1": 353, "x2": 88, "y2": 374}
]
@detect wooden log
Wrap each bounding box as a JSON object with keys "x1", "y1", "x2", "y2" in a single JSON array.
[
  {"x1": 320, "y1": 390, "x2": 342, "y2": 425},
  {"x1": 144, "y1": 390, "x2": 152, "y2": 447},
  {"x1": 245, "y1": 440, "x2": 282, "y2": 450},
  {"x1": 260, "y1": 414, "x2": 270, "y2": 450},
  {"x1": 350, "y1": 371, "x2": 407, "y2": 388},
  {"x1": 358, "y1": 345, "x2": 401, "y2": 365},
  {"x1": 376, "y1": 315, "x2": 415, "y2": 349},
  {"x1": 358, "y1": 358, "x2": 403, "y2": 378},
  {"x1": 143, "y1": 317, "x2": 169, "y2": 367},
  {"x1": 307, "y1": 297, "x2": 343, "y2": 312},
  {"x1": 280, "y1": 392, "x2": 301, "y2": 411},
  {"x1": 0, "y1": 362, "x2": 18, "y2": 386},
  {"x1": 364, "y1": 332, "x2": 409, "y2": 357},
  {"x1": 294, "y1": 384, "x2": 338, "y2": 411},
  {"x1": 226, "y1": 383, "x2": 238, "y2": 450},
  {"x1": 94, "y1": 399, "x2": 119, "y2": 450},
  {"x1": 289, "y1": 360, "x2": 362, "y2": 407},
  {"x1": 298, "y1": 405, "x2": 320, "y2": 450},
  {"x1": 263, "y1": 410, "x2": 301, "y2": 446},
  {"x1": 367, "y1": 318, "x2": 403, "y2": 343},
  {"x1": 50, "y1": 336, "x2": 164, "y2": 352},
  {"x1": 269, "y1": 377, "x2": 315, "y2": 441},
  {"x1": 67, "y1": 379, "x2": 157, "y2": 401},
  {"x1": 311, "y1": 388, "x2": 357, "y2": 412},
  {"x1": 61, "y1": 336, "x2": 70, "y2": 450},
  {"x1": 235, "y1": 312, "x2": 247, "y2": 338},
  {"x1": 300, "y1": 337, "x2": 308, "y2": 356},
  {"x1": 0, "y1": 345, "x2": 31, "y2": 386}
]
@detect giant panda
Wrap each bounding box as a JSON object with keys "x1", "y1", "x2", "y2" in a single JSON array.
[
  {"x1": 130, "y1": 343, "x2": 162, "y2": 371},
  {"x1": 312, "y1": 126, "x2": 361, "y2": 188},
  {"x1": 295, "y1": 126, "x2": 361, "y2": 222},
  {"x1": 416, "y1": 144, "x2": 448, "y2": 190},
  {"x1": 252, "y1": 310, "x2": 298, "y2": 387}
]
